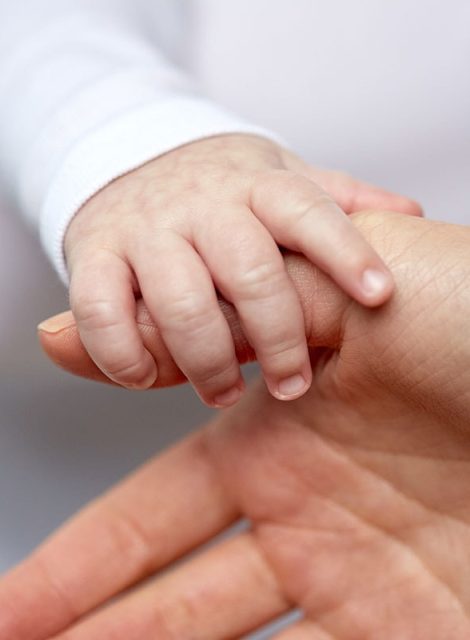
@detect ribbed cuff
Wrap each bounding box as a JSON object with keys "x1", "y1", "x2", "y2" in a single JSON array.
[{"x1": 36, "y1": 96, "x2": 283, "y2": 284}]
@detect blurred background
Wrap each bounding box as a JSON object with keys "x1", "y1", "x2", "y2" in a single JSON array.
[
  {"x1": 0, "y1": 1, "x2": 469, "y2": 637},
  {"x1": 0, "y1": 197, "x2": 215, "y2": 572}
]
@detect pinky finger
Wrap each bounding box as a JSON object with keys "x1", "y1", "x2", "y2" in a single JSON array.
[{"x1": 69, "y1": 251, "x2": 157, "y2": 389}]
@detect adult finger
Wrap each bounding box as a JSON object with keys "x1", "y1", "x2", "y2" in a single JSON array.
[
  {"x1": 194, "y1": 208, "x2": 312, "y2": 401},
  {"x1": 0, "y1": 431, "x2": 239, "y2": 640},
  {"x1": 305, "y1": 167, "x2": 423, "y2": 217},
  {"x1": 250, "y1": 170, "x2": 394, "y2": 307},
  {"x1": 273, "y1": 619, "x2": 334, "y2": 639},
  {"x1": 69, "y1": 250, "x2": 157, "y2": 389},
  {"x1": 51, "y1": 534, "x2": 289, "y2": 640},
  {"x1": 280, "y1": 151, "x2": 423, "y2": 216},
  {"x1": 130, "y1": 230, "x2": 243, "y2": 407},
  {"x1": 38, "y1": 250, "x2": 351, "y2": 388}
]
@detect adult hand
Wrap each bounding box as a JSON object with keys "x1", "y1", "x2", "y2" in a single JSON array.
[{"x1": 3, "y1": 211, "x2": 470, "y2": 639}]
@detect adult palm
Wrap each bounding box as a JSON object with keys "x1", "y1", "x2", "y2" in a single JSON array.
[{"x1": 2, "y1": 212, "x2": 470, "y2": 639}]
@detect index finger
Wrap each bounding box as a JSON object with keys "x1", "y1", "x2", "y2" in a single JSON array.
[{"x1": 0, "y1": 431, "x2": 239, "y2": 640}]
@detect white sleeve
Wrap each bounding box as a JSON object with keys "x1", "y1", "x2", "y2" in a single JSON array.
[{"x1": 0, "y1": 0, "x2": 280, "y2": 283}]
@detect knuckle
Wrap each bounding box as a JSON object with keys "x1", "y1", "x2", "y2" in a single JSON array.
[
  {"x1": 30, "y1": 556, "x2": 80, "y2": 623},
  {"x1": 72, "y1": 297, "x2": 121, "y2": 333},
  {"x1": 260, "y1": 333, "x2": 305, "y2": 362},
  {"x1": 333, "y1": 231, "x2": 372, "y2": 266},
  {"x1": 190, "y1": 356, "x2": 237, "y2": 387},
  {"x1": 161, "y1": 292, "x2": 213, "y2": 332},
  {"x1": 253, "y1": 169, "x2": 338, "y2": 233},
  {"x1": 233, "y1": 260, "x2": 285, "y2": 299},
  {"x1": 251, "y1": 169, "x2": 298, "y2": 207},
  {"x1": 105, "y1": 358, "x2": 149, "y2": 385},
  {"x1": 278, "y1": 170, "x2": 310, "y2": 192},
  {"x1": 278, "y1": 173, "x2": 336, "y2": 220},
  {"x1": 251, "y1": 167, "x2": 284, "y2": 189},
  {"x1": 262, "y1": 343, "x2": 307, "y2": 378},
  {"x1": 290, "y1": 190, "x2": 333, "y2": 223}
]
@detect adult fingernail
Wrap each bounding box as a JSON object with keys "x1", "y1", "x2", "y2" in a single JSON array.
[
  {"x1": 275, "y1": 374, "x2": 309, "y2": 400},
  {"x1": 213, "y1": 386, "x2": 242, "y2": 408},
  {"x1": 37, "y1": 312, "x2": 76, "y2": 333}
]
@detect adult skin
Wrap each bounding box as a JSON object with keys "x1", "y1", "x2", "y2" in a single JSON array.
[{"x1": 1, "y1": 211, "x2": 470, "y2": 638}]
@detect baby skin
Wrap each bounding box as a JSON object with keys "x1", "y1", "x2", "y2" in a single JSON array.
[{"x1": 64, "y1": 134, "x2": 421, "y2": 407}]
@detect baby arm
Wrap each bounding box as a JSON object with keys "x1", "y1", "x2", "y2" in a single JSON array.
[{"x1": 0, "y1": 3, "x2": 421, "y2": 407}]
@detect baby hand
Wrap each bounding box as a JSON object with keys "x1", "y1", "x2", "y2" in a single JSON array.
[{"x1": 64, "y1": 135, "x2": 421, "y2": 406}]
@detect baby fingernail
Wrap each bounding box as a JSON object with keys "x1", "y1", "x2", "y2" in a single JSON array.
[
  {"x1": 275, "y1": 374, "x2": 308, "y2": 400},
  {"x1": 361, "y1": 268, "x2": 391, "y2": 298},
  {"x1": 123, "y1": 366, "x2": 158, "y2": 390},
  {"x1": 213, "y1": 386, "x2": 242, "y2": 408}
]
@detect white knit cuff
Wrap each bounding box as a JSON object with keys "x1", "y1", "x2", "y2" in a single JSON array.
[{"x1": 32, "y1": 96, "x2": 282, "y2": 284}]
